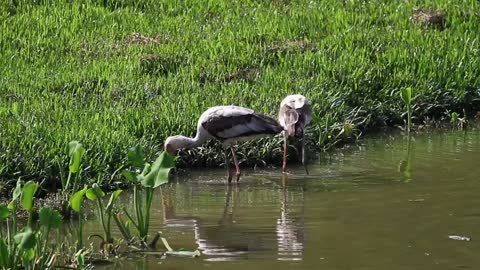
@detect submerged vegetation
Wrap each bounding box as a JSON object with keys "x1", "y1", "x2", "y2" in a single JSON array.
[
  {"x1": 1, "y1": 0, "x2": 480, "y2": 184},
  {"x1": 0, "y1": 144, "x2": 198, "y2": 269}
]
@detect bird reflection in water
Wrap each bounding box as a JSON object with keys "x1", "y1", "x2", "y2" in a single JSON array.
[
  {"x1": 276, "y1": 174, "x2": 305, "y2": 261},
  {"x1": 160, "y1": 177, "x2": 305, "y2": 261}
]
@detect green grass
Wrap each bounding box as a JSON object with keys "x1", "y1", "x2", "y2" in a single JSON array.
[{"x1": 1, "y1": 0, "x2": 479, "y2": 184}]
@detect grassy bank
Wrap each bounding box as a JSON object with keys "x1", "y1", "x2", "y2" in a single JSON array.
[{"x1": 1, "y1": 0, "x2": 479, "y2": 185}]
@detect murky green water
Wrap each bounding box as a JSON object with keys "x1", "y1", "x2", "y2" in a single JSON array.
[{"x1": 85, "y1": 130, "x2": 480, "y2": 270}]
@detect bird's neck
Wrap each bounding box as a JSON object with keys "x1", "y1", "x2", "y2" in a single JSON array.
[{"x1": 179, "y1": 132, "x2": 208, "y2": 149}]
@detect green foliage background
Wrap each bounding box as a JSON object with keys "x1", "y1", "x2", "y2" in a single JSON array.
[{"x1": 1, "y1": 0, "x2": 479, "y2": 182}]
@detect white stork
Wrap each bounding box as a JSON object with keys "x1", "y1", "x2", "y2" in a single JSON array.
[
  {"x1": 278, "y1": 94, "x2": 312, "y2": 174},
  {"x1": 164, "y1": 105, "x2": 283, "y2": 182}
]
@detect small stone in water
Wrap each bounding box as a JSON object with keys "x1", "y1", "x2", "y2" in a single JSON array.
[{"x1": 448, "y1": 235, "x2": 471, "y2": 241}]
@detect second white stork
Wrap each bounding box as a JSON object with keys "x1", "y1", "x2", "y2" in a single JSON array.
[
  {"x1": 278, "y1": 94, "x2": 312, "y2": 174},
  {"x1": 164, "y1": 105, "x2": 283, "y2": 182}
]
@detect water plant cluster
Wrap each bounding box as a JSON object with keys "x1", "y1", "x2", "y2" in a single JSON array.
[
  {"x1": 0, "y1": 142, "x2": 198, "y2": 269},
  {"x1": 1, "y1": 0, "x2": 479, "y2": 183}
]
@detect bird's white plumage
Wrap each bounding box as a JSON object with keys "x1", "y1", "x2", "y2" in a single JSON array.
[
  {"x1": 198, "y1": 106, "x2": 252, "y2": 125},
  {"x1": 279, "y1": 95, "x2": 312, "y2": 128},
  {"x1": 278, "y1": 94, "x2": 312, "y2": 174},
  {"x1": 165, "y1": 105, "x2": 282, "y2": 181}
]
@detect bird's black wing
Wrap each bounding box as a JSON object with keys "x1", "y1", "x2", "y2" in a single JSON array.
[{"x1": 201, "y1": 106, "x2": 282, "y2": 140}]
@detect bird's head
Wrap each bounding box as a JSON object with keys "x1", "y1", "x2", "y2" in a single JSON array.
[
  {"x1": 164, "y1": 135, "x2": 185, "y2": 156},
  {"x1": 282, "y1": 94, "x2": 308, "y2": 110}
]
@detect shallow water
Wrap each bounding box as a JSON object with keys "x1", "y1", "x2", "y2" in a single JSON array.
[{"x1": 84, "y1": 130, "x2": 480, "y2": 270}]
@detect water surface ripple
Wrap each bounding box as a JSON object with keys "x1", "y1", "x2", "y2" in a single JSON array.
[{"x1": 87, "y1": 131, "x2": 480, "y2": 270}]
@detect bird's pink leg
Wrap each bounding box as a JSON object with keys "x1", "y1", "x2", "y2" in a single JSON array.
[
  {"x1": 230, "y1": 147, "x2": 241, "y2": 182},
  {"x1": 282, "y1": 132, "x2": 288, "y2": 173}
]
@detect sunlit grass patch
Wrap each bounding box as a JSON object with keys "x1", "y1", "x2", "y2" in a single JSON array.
[{"x1": 0, "y1": 0, "x2": 479, "y2": 184}]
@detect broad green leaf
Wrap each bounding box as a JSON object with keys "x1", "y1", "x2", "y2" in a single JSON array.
[
  {"x1": 122, "y1": 170, "x2": 138, "y2": 183},
  {"x1": 127, "y1": 145, "x2": 145, "y2": 167},
  {"x1": 86, "y1": 184, "x2": 105, "y2": 200},
  {"x1": 141, "y1": 152, "x2": 175, "y2": 188},
  {"x1": 154, "y1": 168, "x2": 174, "y2": 188},
  {"x1": 159, "y1": 152, "x2": 176, "y2": 169},
  {"x1": 141, "y1": 173, "x2": 155, "y2": 188},
  {"x1": 39, "y1": 207, "x2": 63, "y2": 229},
  {"x1": 153, "y1": 152, "x2": 176, "y2": 188},
  {"x1": 8, "y1": 180, "x2": 22, "y2": 209},
  {"x1": 14, "y1": 228, "x2": 36, "y2": 250},
  {"x1": 21, "y1": 181, "x2": 38, "y2": 211},
  {"x1": 135, "y1": 174, "x2": 145, "y2": 185},
  {"x1": 141, "y1": 163, "x2": 151, "y2": 176},
  {"x1": 23, "y1": 248, "x2": 35, "y2": 261},
  {"x1": 400, "y1": 87, "x2": 412, "y2": 106},
  {"x1": 0, "y1": 205, "x2": 11, "y2": 219},
  {"x1": 68, "y1": 141, "x2": 85, "y2": 173},
  {"x1": 70, "y1": 187, "x2": 87, "y2": 212},
  {"x1": 106, "y1": 190, "x2": 123, "y2": 213},
  {"x1": 0, "y1": 239, "x2": 10, "y2": 267},
  {"x1": 141, "y1": 158, "x2": 161, "y2": 187}
]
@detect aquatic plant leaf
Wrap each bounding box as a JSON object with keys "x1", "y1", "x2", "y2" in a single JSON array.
[
  {"x1": 0, "y1": 239, "x2": 10, "y2": 267},
  {"x1": 86, "y1": 184, "x2": 105, "y2": 200},
  {"x1": 127, "y1": 145, "x2": 145, "y2": 168},
  {"x1": 23, "y1": 248, "x2": 35, "y2": 261},
  {"x1": 141, "y1": 163, "x2": 151, "y2": 176},
  {"x1": 39, "y1": 207, "x2": 63, "y2": 229},
  {"x1": 68, "y1": 141, "x2": 85, "y2": 173},
  {"x1": 70, "y1": 187, "x2": 87, "y2": 212},
  {"x1": 122, "y1": 170, "x2": 138, "y2": 183},
  {"x1": 14, "y1": 228, "x2": 36, "y2": 250},
  {"x1": 154, "y1": 153, "x2": 175, "y2": 188},
  {"x1": 154, "y1": 168, "x2": 173, "y2": 188},
  {"x1": 8, "y1": 180, "x2": 22, "y2": 209},
  {"x1": 21, "y1": 181, "x2": 38, "y2": 211},
  {"x1": 153, "y1": 152, "x2": 175, "y2": 188},
  {"x1": 159, "y1": 152, "x2": 176, "y2": 169},
  {"x1": 400, "y1": 87, "x2": 412, "y2": 106},
  {"x1": 141, "y1": 159, "x2": 161, "y2": 187},
  {"x1": 142, "y1": 152, "x2": 175, "y2": 188},
  {"x1": 106, "y1": 190, "x2": 123, "y2": 213},
  {"x1": 0, "y1": 205, "x2": 11, "y2": 219}
]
